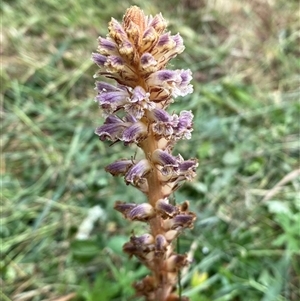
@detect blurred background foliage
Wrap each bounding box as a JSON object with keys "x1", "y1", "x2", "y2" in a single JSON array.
[{"x1": 1, "y1": 0, "x2": 299, "y2": 300}]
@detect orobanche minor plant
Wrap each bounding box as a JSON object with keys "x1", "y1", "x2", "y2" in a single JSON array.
[{"x1": 92, "y1": 6, "x2": 197, "y2": 301}]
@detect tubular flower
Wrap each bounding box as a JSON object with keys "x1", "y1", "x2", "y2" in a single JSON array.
[{"x1": 93, "y1": 6, "x2": 196, "y2": 301}]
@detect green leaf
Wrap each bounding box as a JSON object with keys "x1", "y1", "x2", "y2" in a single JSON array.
[
  {"x1": 106, "y1": 235, "x2": 128, "y2": 255},
  {"x1": 266, "y1": 201, "x2": 291, "y2": 216},
  {"x1": 71, "y1": 239, "x2": 100, "y2": 262},
  {"x1": 222, "y1": 151, "x2": 241, "y2": 166},
  {"x1": 197, "y1": 141, "x2": 213, "y2": 159}
]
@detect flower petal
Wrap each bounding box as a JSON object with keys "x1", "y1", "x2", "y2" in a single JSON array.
[
  {"x1": 178, "y1": 158, "x2": 198, "y2": 180},
  {"x1": 155, "y1": 198, "x2": 179, "y2": 218},
  {"x1": 108, "y1": 17, "x2": 128, "y2": 44},
  {"x1": 141, "y1": 27, "x2": 158, "y2": 52},
  {"x1": 140, "y1": 53, "x2": 158, "y2": 74},
  {"x1": 166, "y1": 254, "x2": 188, "y2": 272},
  {"x1": 173, "y1": 110, "x2": 194, "y2": 140},
  {"x1": 150, "y1": 108, "x2": 178, "y2": 137},
  {"x1": 163, "y1": 213, "x2": 196, "y2": 230},
  {"x1": 119, "y1": 40, "x2": 135, "y2": 60},
  {"x1": 165, "y1": 229, "x2": 179, "y2": 242},
  {"x1": 105, "y1": 159, "x2": 134, "y2": 176},
  {"x1": 128, "y1": 203, "x2": 155, "y2": 221},
  {"x1": 152, "y1": 149, "x2": 178, "y2": 166},
  {"x1": 94, "y1": 115, "x2": 126, "y2": 141},
  {"x1": 152, "y1": 149, "x2": 181, "y2": 177},
  {"x1": 97, "y1": 37, "x2": 117, "y2": 54},
  {"x1": 95, "y1": 81, "x2": 125, "y2": 93},
  {"x1": 106, "y1": 55, "x2": 125, "y2": 72},
  {"x1": 155, "y1": 34, "x2": 185, "y2": 66},
  {"x1": 123, "y1": 122, "x2": 148, "y2": 144},
  {"x1": 147, "y1": 69, "x2": 193, "y2": 99},
  {"x1": 130, "y1": 233, "x2": 154, "y2": 245},
  {"x1": 95, "y1": 82, "x2": 129, "y2": 114},
  {"x1": 114, "y1": 201, "x2": 137, "y2": 217},
  {"x1": 92, "y1": 53, "x2": 107, "y2": 66},
  {"x1": 125, "y1": 159, "x2": 151, "y2": 185},
  {"x1": 124, "y1": 86, "x2": 154, "y2": 119},
  {"x1": 147, "y1": 13, "x2": 167, "y2": 35},
  {"x1": 155, "y1": 234, "x2": 167, "y2": 252}
]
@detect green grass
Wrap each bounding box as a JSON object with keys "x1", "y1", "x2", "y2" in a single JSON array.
[{"x1": 2, "y1": 0, "x2": 299, "y2": 300}]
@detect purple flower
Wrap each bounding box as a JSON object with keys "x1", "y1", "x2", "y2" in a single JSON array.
[
  {"x1": 163, "y1": 213, "x2": 196, "y2": 231},
  {"x1": 95, "y1": 82, "x2": 129, "y2": 115},
  {"x1": 119, "y1": 40, "x2": 135, "y2": 60},
  {"x1": 128, "y1": 203, "x2": 155, "y2": 221},
  {"x1": 173, "y1": 110, "x2": 194, "y2": 140},
  {"x1": 125, "y1": 159, "x2": 151, "y2": 185},
  {"x1": 155, "y1": 198, "x2": 179, "y2": 218},
  {"x1": 105, "y1": 159, "x2": 134, "y2": 176},
  {"x1": 106, "y1": 55, "x2": 125, "y2": 71},
  {"x1": 146, "y1": 69, "x2": 193, "y2": 99},
  {"x1": 158, "y1": 156, "x2": 198, "y2": 185},
  {"x1": 151, "y1": 33, "x2": 184, "y2": 67},
  {"x1": 140, "y1": 53, "x2": 158, "y2": 75},
  {"x1": 130, "y1": 234, "x2": 154, "y2": 245},
  {"x1": 165, "y1": 254, "x2": 188, "y2": 272},
  {"x1": 108, "y1": 18, "x2": 128, "y2": 44},
  {"x1": 147, "y1": 12, "x2": 167, "y2": 34},
  {"x1": 114, "y1": 201, "x2": 136, "y2": 216},
  {"x1": 155, "y1": 234, "x2": 167, "y2": 252},
  {"x1": 152, "y1": 149, "x2": 179, "y2": 176},
  {"x1": 178, "y1": 159, "x2": 198, "y2": 181},
  {"x1": 92, "y1": 53, "x2": 107, "y2": 66},
  {"x1": 150, "y1": 108, "x2": 178, "y2": 138},
  {"x1": 114, "y1": 201, "x2": 155, "y2": 222},
  {"x1": 124, "y1": 86, "x2": 155, "y2": 119},
  {"x1": 95, "y1": 114, "x2": 148, "y2": 144},
  {"x1": 141, "y1": 27, "x2": 158, "y2": 52},
  {"x1": 122, "y1": 122, "x2": 147, "y2": 144},
  {"x1": 97, "y1": 37, "x2": 117, "y2": 54},
  {"x1": 95, "y1": 115, "x2": 126, "y2": 141}
]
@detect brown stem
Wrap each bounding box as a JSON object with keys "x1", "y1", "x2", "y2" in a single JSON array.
[
  {"x1": 141, "y1": 132, "x2": 174, "y2": 301},
  {"x1": 150, "y1": 218, "x2": 173, "y2": 300},
  {"x1": 141, "y1": 131, "x2": 163, "y2": 206}
]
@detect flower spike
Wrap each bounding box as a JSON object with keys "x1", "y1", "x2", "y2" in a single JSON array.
[{"x1": 93, "y1": 6, "x2": 196, "y2": 301}]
